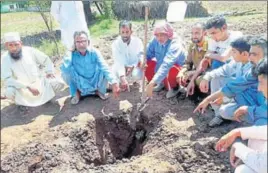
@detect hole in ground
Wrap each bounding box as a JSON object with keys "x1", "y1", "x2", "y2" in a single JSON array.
[{"x1": 70, "y1": 111, "x2": 151, "y2": 166}]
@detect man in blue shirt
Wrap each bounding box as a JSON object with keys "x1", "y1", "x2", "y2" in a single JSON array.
[
  {"x1": 145, "y1": 22, "x2": 187, "y2": 99},
  {"x1": 61, "y1": 31, "x2": 120, "y2": 105}
]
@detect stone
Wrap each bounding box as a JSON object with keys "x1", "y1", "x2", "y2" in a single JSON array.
[{"x1": 119, "y1": 100, "x2": 133, "y2": 113}]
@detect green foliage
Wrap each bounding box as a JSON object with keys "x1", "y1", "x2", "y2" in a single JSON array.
[
  {"x1": 102, "y1": 1, "x2": 114, "y2": 19},
  {"x1": 37, "y1": 40, "x2": 66, "y2": 58},
  {"x1": 89, "y1": 17, "x2": 119, "y2": 37}
]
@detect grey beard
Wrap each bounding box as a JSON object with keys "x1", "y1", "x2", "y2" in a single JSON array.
[{"x1": 10, "y1": 49, "x2": 22, "y2": 61}]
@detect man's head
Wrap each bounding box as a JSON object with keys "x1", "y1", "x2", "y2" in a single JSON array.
[
  {"x1": 153, "y1": 21, "x2": 174, "y2": 45},
  {"x1": 73, "y1": 31, "x2": 90, "y2": 54},
  {"x1": 191, "y1": 22, "x2": 206, "y2": 44},
  {"x1": 205, "y1": 15, "x2": 228, "y2": 42},
  {"x1": 4, "y1": 32, "x2": 23, "y2": 60},
  {"x1": 248, "y1": 36, "x2": 267, "y2": 65},
  {"x1": 255, "y1": 58, "x2": 268, "y2": 98},
  {"x1": 230, "y1": 36, "x2": 251, "y2": 63},
  {"x1": 119, "y1": 20, "x2": 132, "y2": 43}
]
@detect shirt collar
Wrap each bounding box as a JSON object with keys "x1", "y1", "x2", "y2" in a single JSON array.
[{"x1": 192, "y1": 39, "x2": 208, "y2": 51}]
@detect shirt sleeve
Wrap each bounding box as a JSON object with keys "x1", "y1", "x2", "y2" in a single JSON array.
[
  {"x1": 221, "y1": 70, "x2": 256, "y2": 98},
  {"x1": 152, "y1": 40, "x2": 185, "y2": 84},
  {"x1": 95, "y1": 49, "x2": 118, "y2": 84},
  {"x1": 1, "y1": 55, "x2": 27, "y2": 89},
  {"x1": 247, "y1": 100, "x2": 267, "y2": 125},
  {"x1": 31, "y1": 47, "x2": 55, "y2": 74},
  {"x1": 137, "y1": 38, "x2": 144, "y2": 64},
  {"x1": 203, "y1": 60, "x2": 237, "y2": 81},
  {"x1": 182, "y1": 45, "x2": 193, "y2": 71},
  {"x1": 233, "y1": 142, "x2": 267, "y2": 173},
  {"x1": 112, "y1": 41, "x2": 126, "y2": 77},
  {"x1": 146, "y1": 39, "x2": 156, "y2": 61},
  {"x1": 240, "y1": 125, "x2": 267, "y2": 141}
]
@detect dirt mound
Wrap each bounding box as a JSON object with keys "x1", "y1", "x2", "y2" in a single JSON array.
[{"x1": 1, "y1": 87, "x2": 239, "y2": 173}]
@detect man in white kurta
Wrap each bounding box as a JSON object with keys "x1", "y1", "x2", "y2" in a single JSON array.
[
  {"x1": 111, "y1": 20, "x2": 144, "y2": 91},
  {"x1": 50, "y1": 1, "x2": 89, "y2": 50},
  {"x1": 1, "y1": 32, "x2": 64, "y2": 107}
]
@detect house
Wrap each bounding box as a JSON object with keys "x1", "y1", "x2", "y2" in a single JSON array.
[{"x1": 1, "y1": 1, "x2": 27, "y2": 13}]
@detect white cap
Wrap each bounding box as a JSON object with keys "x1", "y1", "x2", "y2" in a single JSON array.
[{"x1": 4, "y1": 32, "x2": 21, "y2": 43}]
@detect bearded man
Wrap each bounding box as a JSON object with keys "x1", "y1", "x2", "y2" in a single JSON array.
[
  {"x1": 1, "y1": 32, "x2": 64, "y2": 108},
  {"x1": 176, "y1": 22, "x2": 208, "y2": 98},
  {"x1": 111, "y1": 20, "x2": 144, "y2": 92}
]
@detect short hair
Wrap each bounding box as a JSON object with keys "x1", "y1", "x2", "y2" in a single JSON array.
[
  {"x1": 205, "y1": 15, "x2": 227, "y2": 29},
  {"x1": 72, "y1": 30, "x2": 89, "y2": 51},
  {"x1": 248, "y1": 36, "x2": 267, "y2": 57},
  {"x1": 192, "y1": 22, "x2": 205, "y2": 30},
  {"x1": 255, "y1": 57, "x2": 268, "y2": 77},
  {"x1": 119, "y1": 20, "x2": 132, "y2": 30},
  {"x1": 73, "y1": 30, "x2": 89, "y2": 40},
  {"x1": 230, "y1": 36, "x2": 251, "y2": 53}
]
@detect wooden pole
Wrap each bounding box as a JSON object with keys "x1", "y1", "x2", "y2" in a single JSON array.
[{"x1": 141, "y1": 6, "x2": 149, "y2": 103}]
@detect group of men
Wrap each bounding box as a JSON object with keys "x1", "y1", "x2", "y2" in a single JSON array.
[{"x1": 1, "y1": 15, "x2": 267, "y2": 173}]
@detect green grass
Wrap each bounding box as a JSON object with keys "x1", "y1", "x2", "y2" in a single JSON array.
[
  {"x1": 1, "y1": 11, "x2": 59, "y2": 38},
  {"x1": 89, "y1": 16, "x2": 119, "y2": 38},
  {"x1": 37, "y1": 40, "x2": 66, "y2": 57}
]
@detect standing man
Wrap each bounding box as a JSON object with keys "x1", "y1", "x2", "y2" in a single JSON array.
[
  {"x1": 1, "y1": 32, "x2": 64, "y2": 108},
  {"x1": 111, "y1": 20, "x2": 144, "y2": 91},
  {"x1": 145, "y1": 21, "x2": 187, "y2": 98},
  {"x1": 50, "y1": 1, "x2": 89, "y2": 50},
  {"x1": 61, "y1": 31, "x2": 120, "y2": 105}
]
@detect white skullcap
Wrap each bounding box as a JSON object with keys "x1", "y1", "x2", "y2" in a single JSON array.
[{"x1": 4, "y1": 32, "x2": 21, "y2": 43}]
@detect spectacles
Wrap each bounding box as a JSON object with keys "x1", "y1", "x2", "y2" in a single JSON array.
[{"x1": 75, "y1": 40, "x2": 88, "y2": 44}]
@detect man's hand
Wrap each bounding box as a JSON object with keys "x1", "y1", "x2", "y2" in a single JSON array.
[
  {"x1": 198, "y1": 58, "x2": 210, "y2": 72},
  {"x1": 46, "y1": 74, "x2": 55, "y2": 79},
  {"x1": 126, "y1": 67, "x2": 134, "y2": 76},
  {"x1": 120, "y1": 76, "x2": 129, "y2": 92},
  {"x1": 112, "y1": 83, "x2": 120, "y2": 98},
  {"x1": 138, "y1": 60, "x2": 147, "y2": 70},
  {"x1": 215, "y1": 129, "x2": 241, "y2": 152},
  {"x1": 193, "y1": 99, "x2": 210, "y2": 114},
  {"x1": 186, "y1": 81, "x2": 195, "y2": 97},
  {"x1": 230, "y1": 145, "x2": 241, "y2": 168},
  {"x1": 176, "y1": 72, "x2": 186, "y2": 86},
  {"x1": 199, "y1": 79, "x2": 209, "y2": 93},
  {"x1": 234, "y1": 106, "x2": 248, "y2": 122},
  {"x1": 211, "y1": 96, "x2": 223, "y2": 106},
  {"x1": 146, "y1": 81, "x2": 155, "y2": 98},
  {"x1": 27, "y1": 86, "x2": 40, "y2": 96}
]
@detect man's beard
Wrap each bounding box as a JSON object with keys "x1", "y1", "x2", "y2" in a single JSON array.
[
  {"x1": 121, "y1": 36, "x2": 130, "y2": 43},
  {"x1": 250, "y1": 62, "x2": 257, "y2": 77},
  {"x1": 9, "y1": 49, "x2": 22, "y2": 60}
]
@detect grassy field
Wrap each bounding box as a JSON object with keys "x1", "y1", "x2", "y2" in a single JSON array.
[{"x1": 1, "y1": 12, "x2": 59, "y2": 38}]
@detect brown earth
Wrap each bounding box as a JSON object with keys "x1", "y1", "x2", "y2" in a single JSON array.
[{"x1": 1, "y1": 13, "x2": 267, "y2": 173}]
